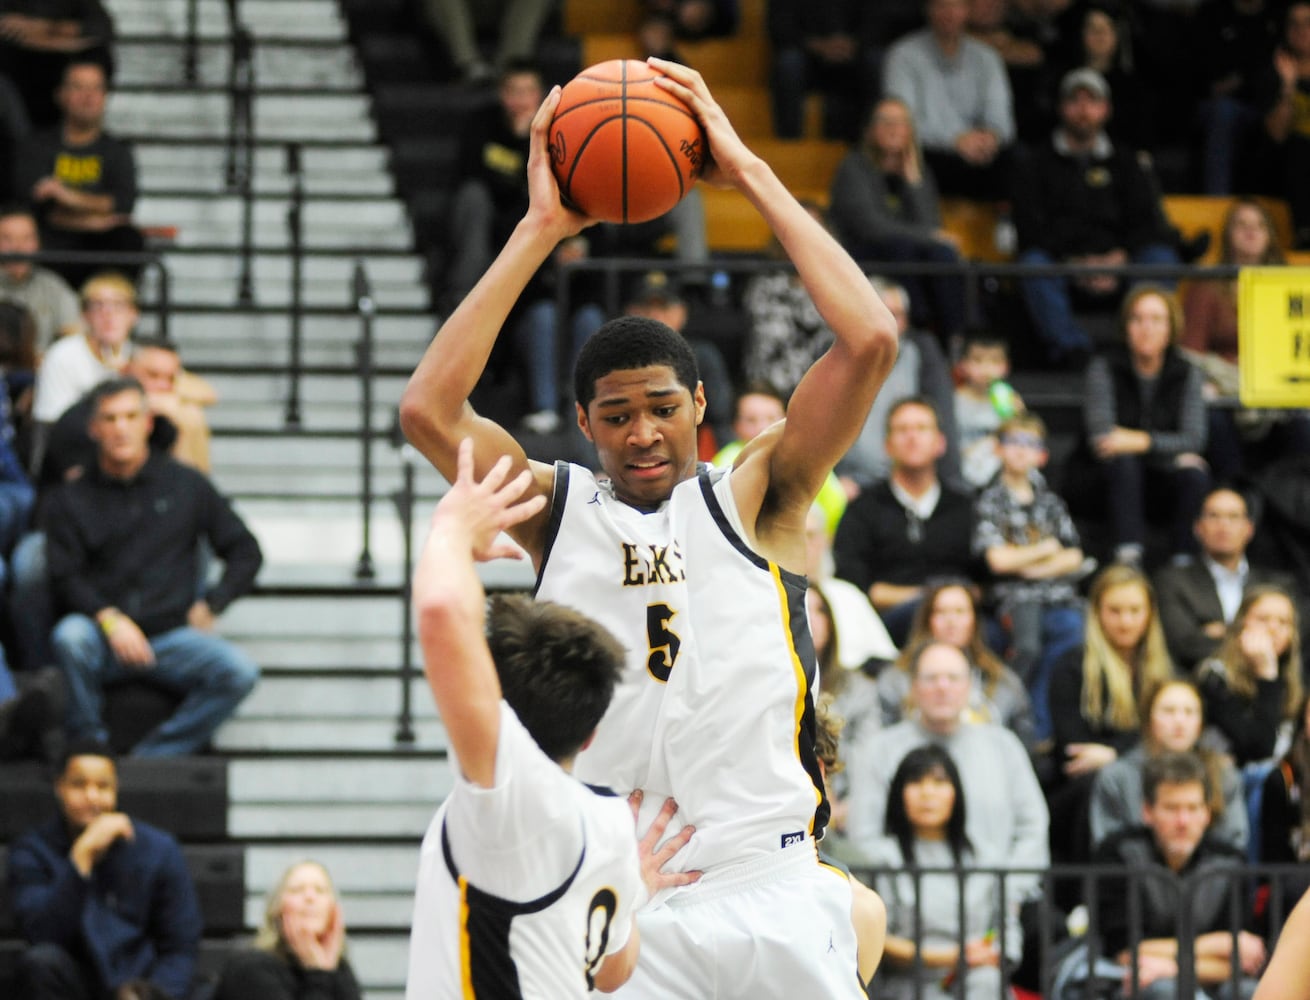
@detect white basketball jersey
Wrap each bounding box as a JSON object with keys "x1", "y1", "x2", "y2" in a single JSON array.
[
  {"x1": 405, "y1": 705, "x2": 641, "y2": 999},
  {"x1": 536, "y1": 463, "x2": 828, "y2": 874}
]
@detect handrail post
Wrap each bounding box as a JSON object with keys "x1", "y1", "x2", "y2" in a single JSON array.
[
  {"x1": 183, "y1": 0, "x2": 200, "y2": 85},
  {"x1": 354, "y1": 261, "x2": 377, "y2": 582},
  {"x1": 284, "y1": 142, "x2": 304, "y2": 428},
  {"x1": 223, "y1": 0, "x2": 255, "y2": 306},
  {"x1": 155, "y1": 257, "x2": 173, "y2": 344},
  {"x1": 393, "y1": 444, "x2": 417, "y2": 745}
]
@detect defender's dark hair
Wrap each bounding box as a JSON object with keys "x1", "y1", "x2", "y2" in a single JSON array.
[
  {"x1": 487, "y1": 594, "x2": 625, "y2": 762},
  {"x1": 884, "y1": 744, "x2": 971, "y2": 865},
  {"x1": 573, "y1": 315, "x2": 699, "y2": 410},
  {"x1": 1142, "y1": 750, "x2": 1211, "y2": 805}
]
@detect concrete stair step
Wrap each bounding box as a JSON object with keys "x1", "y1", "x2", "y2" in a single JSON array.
[
  {"x1": 106, "y1": 93, "x2": 376, "y2": 143},
  {"x1": 216, "y1": 717, "x2": 446, "y2": 752},
  {"x1": 136, "y1": 142, "x2": 390, "y2": 176},
  {"x1": 159, "y1": 251, "x2": 425, "y2": 285},
  {"x1": 140, "y1": 273, "x2": 427, "y2": 310},
  {"x1": 109, "y1": 0, "x2": 347, "y2": 40},
  {"x1": 116, "y1": 40, "x2": 363, "y2": 90},
  {"x1": 207, "y1": 402, "x2": 404, "y2": 433},
  {"x1": 140, "y1": 309, "x2": 432, "y2": 347},
  {"x1": 134, "y1": 195, "x2": 411, "y2": 248},
  {"x1": 207, "y1": 372, "x2": 409, "y2": 407}
]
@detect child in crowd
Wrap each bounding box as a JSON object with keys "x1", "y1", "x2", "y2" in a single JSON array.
[
  {"x1": 974, "y1": 413, "x2": 1087, "y2": 743},
  {"x1": 953, "y1": 333, "x2": 1025, "y2": 490}
]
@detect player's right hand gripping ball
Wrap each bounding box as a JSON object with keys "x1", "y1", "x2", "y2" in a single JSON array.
[{"x1": 549, "y1": 60, "x2": 706, "y2": 224}]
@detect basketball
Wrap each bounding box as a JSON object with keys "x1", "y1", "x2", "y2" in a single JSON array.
[{"x1": 548, "y1": 59, "x2": 706, "y2": 224}]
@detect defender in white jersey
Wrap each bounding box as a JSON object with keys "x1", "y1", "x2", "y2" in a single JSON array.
[
  {"x1": 405, "y1": 442, "x2": 697, "y2": 998},
  {"x1": 401, "y1": 58, "x2": 899, "y2": 997}
]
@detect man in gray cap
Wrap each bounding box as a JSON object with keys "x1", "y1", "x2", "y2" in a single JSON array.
[{"x1": 1008, "y1": 68, "x2": 1181, "y2": 367}]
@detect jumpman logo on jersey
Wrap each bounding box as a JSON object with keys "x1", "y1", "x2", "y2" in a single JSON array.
[
  {"x1": 588, "y1": 492, "x2": 601, "y2": 505},
  {"x1": 827, "y1": 932, "x2": 836, "y2": 954}
]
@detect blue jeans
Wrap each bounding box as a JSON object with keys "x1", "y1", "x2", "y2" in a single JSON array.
[
  {"x1": 53, "y1": 614, "x2": 259, "y2": 756},
  {"x1": 8, "y1": 530, "x2": 52, "y2": 672},
  {"x1": 514, "y1": 300, "x2": 606, "y2": 413},
  {"x1": 1196, "y1": 96, "x2": 1260, "y2": 195},
  {"x1": 1105, "y1": 454, "x2": 1211, "y2": 555},
  {"x1": 0, "y1": 479, "x2": 34, "y2": 554},
  {"x1": 1018, "y1": 244, "x2": 1181, "y2": 357},
  {"x1": 1006, "y1": 601, "x2": 1085, "y2": 743}
]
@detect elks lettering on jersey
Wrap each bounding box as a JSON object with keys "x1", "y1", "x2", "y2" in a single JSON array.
[{"x1": 620, "y1": 541, "x2": 686, "y2": 587}]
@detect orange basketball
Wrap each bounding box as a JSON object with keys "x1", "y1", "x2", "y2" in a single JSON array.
[{"x1": 548, "y1": 59, "x2": 706, "y2": 224}]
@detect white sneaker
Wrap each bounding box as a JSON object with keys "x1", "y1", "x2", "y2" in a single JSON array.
[{"x1": 521, "y1": 410, "x2": 561, "y2": 434}]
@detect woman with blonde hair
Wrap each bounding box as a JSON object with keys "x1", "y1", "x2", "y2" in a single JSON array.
[
  {"x1": 1082, "y1": 284, "x2": 1211, "y2": 566},
  {"x1": 827, "y1": 96, "x2": 970, "y2": 344},
  {"x1": 878, "y1": 577, "x2": 1036, "y2": 754},
  {"x1": 1046, "y1": 564, "x2": 1176, "y2": 861},
  {"x1": 1198, "y1": 584, "x2": 1303, "y2": 767},
  {"x1": 216, "y1": 860, "x2": 360, "y2": 999}
]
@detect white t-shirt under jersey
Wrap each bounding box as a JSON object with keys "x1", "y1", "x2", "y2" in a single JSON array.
[{"x1": 405, "y1": 703, "x2": 643, "y2": 999}]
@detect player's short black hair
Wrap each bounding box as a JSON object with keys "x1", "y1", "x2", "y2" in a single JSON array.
[
  {"x1": 487, "y1": 595, "x2": 625, "y2": 763},
  {"x1": 1143, "y1": 750, "x2": 1211, "y2": 805},
  {"x1": 573, "y1": 315, "x2": 699, "y2": 410}
]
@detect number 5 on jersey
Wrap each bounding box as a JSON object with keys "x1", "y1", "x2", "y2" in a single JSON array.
[{"x1": 646, "y1": 603, "x2": 681, "y2": 682}]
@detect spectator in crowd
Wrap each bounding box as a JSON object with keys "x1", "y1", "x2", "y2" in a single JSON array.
[
  {"x1": 1258, "y1": 0, "x2": 1310, "y2": 248},
  {"x1": 834, "y1": 396, "x2": 978, "y2": 645},
  {"x1": 1154, "y1": 486, "x2": 1298, "y2": 673},
  {"x1": 216, "y1": 860, "x2": 362, "y2": 1000},
  {"x1": 47, "y1": 377, "x2": 262, "y2": 756},
  {"x1": 966, "y1": 0, "x2": 1058, "y2": 144},
  {"x1": 636, "y1": 0, "x2": 739, "y2": 62},
  {"x1": 1090, "y1": 678, "x2": 1247, "y2": 852},
  {"x1": 0, "y1": 304, "x2": 35, "y2": 552},
  {"x1": 846, "y1": 641, "x2": 1050, "y2": 894},
  {"x1": 954, "y1": 331, "x2": 1025, "y2": 491},
  {"x1": 0, "y1": 659, "x2": 64, "y2": 764},
  {"x1": 1191, "y1": 0, "x2": 1284, "y2": 195},
  {"x1": 875, "y1": 577, "x2": 1037, "y2": 757},
  {"x1": 125, "y1": 335, "x2": 217, "y2": 474},
  {"x1": 1181, "y1": 199, "x2": 1310, "y2": 481},
  {"x1": 1046, "y1": 564, "x2": 1176, "y2": 862},
  {"x1": 0, "y1": 204, "x2": 81, "y2": 351},
  {"x1": 811, "y1": 696, "x2": 889, "y2": 987},
  {"x1": 8, "y1": 739, "x2": 203, "y2": 999},
  {"x1": 1051, "y1": 3, "x2": 1152, "y2": 153},
  {"x1": 0, "y1": 0, "x2": 114, "y2": 130},
  {"x1": 827, "y1": 97, "x2": 971, "y2": 345},
  {"x1": 974, "y1": 412, "x2": 1087, "y2": 741},
  {"x1": 883, "y1": 0, "x2": 1016, "y2": 198},
  {"x1": 1010, "y1": 68, "x2": 1181, "y2": 367},
  {"x1": 712, "y1": 382, "x2": 848, "y2": 535},
  {"x1": 865, "y1": 743, "x2": 1022, "y2": 1000},
  {"x1": 1090, "y1": 751, "x2": 1265, "y2": 1000},
  {"x1": 767, "y1": 0, "x2": 884, "y2": 142},
  {"x1": 438, "y1": 59, "x2": 538, "y2": 311},
  {"x1": 834, "y1": 279, "x2": 960, "y2": 496},
  {"x1": 1197, "y1": 584, "x2": 1302, "y2": 768},
  {"x1": 13, "y1": 58, "x2": 143, "y2": 290},
  {"x1": 1, "y1": 75, "x2": 31, "y2": 197},
  {"x1": 420, "y1": 0, "x2": 555, "y2": 86},
  {"x1": 1258, "y1": 693, "x2": 1310, "y2": 901},
  {"x1": 1082, "y1": 285, "x2": 1210, "y2": 569}
]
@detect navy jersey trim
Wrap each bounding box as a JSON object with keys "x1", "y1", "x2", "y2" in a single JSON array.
[
  {"x1": 441, "y1": 819, "x2": 586, "y2": 997},
  {"x1": 533, "y1": 461, "x2": 571, "y2": 598}
]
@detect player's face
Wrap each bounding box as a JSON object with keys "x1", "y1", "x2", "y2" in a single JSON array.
[
  {"x1": 928, "y1": 586, "x2": 975, "y2": 649},
  {"x1": 1193, "y1": 490, "x2": 1253, "y2": 560},
  {"x1": 56, "y1": 754, "x2": 118, "y2": 831},
  {"x1": 1096, "y1": 582, "x2": 1151, "y2": 658},
  {"x1": 1244, "y1": 593, "x2": 1295, "y2": 658},
  {"x1": 90, "y1": 389, "x2": 153, "y2": 473},
  {"x1": 0, "y1": 213, "x2": 38, "y2": 281},
  {"x1": 733, "y1": 393, "x2": 784, "y2": 444},
  {"x1": 279, "y1": 863, "x2": 335, "y2": 935},
  {"x1": 1143, "y1": 782, "x2": 1210, "y2": 867},
  {"x1": 903, "y1": 767, "x2": 957, "y2": 835},
  {"x1": 1148, "y1": 683, "x2": 1202, "y2": 752},
  {"x1": 579, "y1": 364, "x2": 706, "y2": 510}
]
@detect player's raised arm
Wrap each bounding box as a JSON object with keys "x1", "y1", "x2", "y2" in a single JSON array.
[
  {"x1": 651, "y1": 59, "x2": 898, "y2": 518},
  {"x1": 398, "y1": 87, "x2": 590, "y2": 555},
  {"x1": 412, "y1": 439, "x2": 548, "y2": 788}
]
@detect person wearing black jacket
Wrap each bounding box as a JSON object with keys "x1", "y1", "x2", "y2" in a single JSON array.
[{"x1": 45, "y1": 376, "x2": 261, "y2": 756}]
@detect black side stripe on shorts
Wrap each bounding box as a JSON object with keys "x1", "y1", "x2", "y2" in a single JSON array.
[{"x1": 441, "y1": 820, "x2": 585, "y2": 998}]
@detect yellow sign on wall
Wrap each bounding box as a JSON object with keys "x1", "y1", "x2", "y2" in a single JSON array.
[{"x1": 1238, "y1": 267, "x2": 1310, "y2": 408}]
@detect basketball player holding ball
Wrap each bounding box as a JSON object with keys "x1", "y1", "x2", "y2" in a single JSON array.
[{"x1": 401, "y1": 57, "x2": 898, "y2": 998}]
